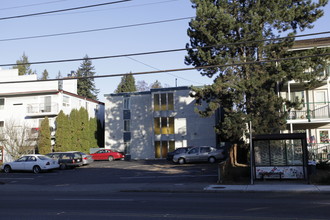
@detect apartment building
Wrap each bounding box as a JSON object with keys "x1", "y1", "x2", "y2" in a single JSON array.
[
  {"x1": 0, "y1": 69, "x2": 104, "y2": 162},
  {"x1": 104, "y1": 86, "x2": 218, "y2": 160},
  {"x1": 280, "y1": 37, "x2": 330, "y2": 161}
]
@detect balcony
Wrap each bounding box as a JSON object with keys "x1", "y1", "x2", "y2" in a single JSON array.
[
  {"x1": 286, "y1": 102, "x2": 330, "y2": 121},
  {"x1": 26, "y1": 103, "x2": 59, "y2": 116}
]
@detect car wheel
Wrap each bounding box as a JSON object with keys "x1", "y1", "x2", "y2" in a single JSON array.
[
  {"x1": 60, "y1": 164, "x2": 66, "y2": 170},
  {"x1": 208, "y1": 156, "x2": 216, "y2": 164},
  {"x1": 3, "y1": 165, "x2": 11, "y2": 173},
  {"x1": 108, "y1": 156, "x2": 114, "y2": 161},
  {"x1": 33, "y1": 166, "x2": 41, "y2": 174},
  {"x1": 178, "y1": 158, "x2": 185, "y2": 164}
]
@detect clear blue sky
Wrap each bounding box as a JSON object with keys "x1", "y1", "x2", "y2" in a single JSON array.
[{"x1": 0, "y1": 0, "x2": 329, "y2": 102}]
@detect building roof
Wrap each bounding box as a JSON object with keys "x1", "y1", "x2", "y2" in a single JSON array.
[
  {"x1": 104, "y1": 86, "x2": 191, "y2": 97},
  {"x1": 292, "y1": 37, "x2": 330, "y2": 50}
]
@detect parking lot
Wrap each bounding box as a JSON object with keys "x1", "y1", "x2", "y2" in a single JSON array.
[{"x1": 0, "y1": 160, "x2": 220, "y2": 186}]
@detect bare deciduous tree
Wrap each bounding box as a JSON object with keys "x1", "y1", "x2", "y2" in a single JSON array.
[{"x1": 0, "y1": 120, "x2": 36, "y2": 161}]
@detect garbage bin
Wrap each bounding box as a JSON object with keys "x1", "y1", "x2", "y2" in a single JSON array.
[{"x1": 307, "y1": 160, "x2": 317, "y2": 175}]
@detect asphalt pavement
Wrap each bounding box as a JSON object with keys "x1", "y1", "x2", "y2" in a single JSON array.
[
  {"x1": 1, "y1": 181, "x2": 330, "y2": 193},
  {"x1": 1, "y1": 160, "x2": 330, "y2": 193}
]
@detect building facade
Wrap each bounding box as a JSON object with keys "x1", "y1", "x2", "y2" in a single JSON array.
[
  {"x1": 0, "y1": 69, "x2": 104, "y2": 162},
  {"x1": 104, "y1": 86, "x2": 218, "y2": 159},
  {"x1": 280, "y1": 37, "x2": 330, "y2": 162}
]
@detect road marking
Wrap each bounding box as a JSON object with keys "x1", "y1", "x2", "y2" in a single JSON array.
[
  {"x1": 0, "y1": 178, "x2": 34, "y2": 180},
  {"x1": 120, "y1": 174, "x2": 217, "y2": 179},
  {"x1": 54, "y1": 198, "x2": 135, "y2": 202}
]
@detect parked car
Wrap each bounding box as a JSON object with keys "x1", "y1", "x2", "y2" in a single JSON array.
[
  {"x1": 166, "y1": 146, "x2": 194, "y2": 161},
  {"x1": 173, "y1": 146, "x2": 225, "y2": 164},
  {"x1": 80, "y1": 152, "x2": 94, "y2": 165},
  {"x1": 65, "y1": 151, "x2": 94, "y2": 165},
  {"x1": 46, "y1": 152, "x2": 83, "y2": 169},
  {"x1": 90, "y1": 149, "x2": 125, "y2": 161},
  {"x1": 2, "y1": 154, "x2": 59, "y2": 174}
]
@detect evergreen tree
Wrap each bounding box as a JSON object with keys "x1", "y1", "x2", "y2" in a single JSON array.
[
  {"x1": 97, "y1": 119, "x2": 105, "y2": 148},
  {"x1": 56, "y1": 71, "x2": 63, "y2": 79},
  {"x1": 115, "y1": 73, "x2": 137, "y2": 93},
  {"x1": 150, "y1": 80, "x2": 162, "y2": 89},
  {"x1": 38, "y1": 117, "x2": 51, "y2": 154},
  {"x1": 89, "y1": 117, "x2": 98, "y2": 148},
  {"x1": 13, "y1": 53, "x2": 36, "y2": 75},
  {"x1": 55, "y1": 111, "x2": 71, "y2": 152},
  {"x1": 185, "y1": 0, "x2": 330, "y2": 143},
  {"x1": 40, "y1": 69, "x2": 49, "y2": 80},
  {"x1": 78, "y1": 108, "x2": 90, "y2": 153},
  {"x1": 76, "y1": 55, "x2": 99, "y2": 100},
  {"x1": 69, "y1": 109, "x2": 80, "y2": 151}
]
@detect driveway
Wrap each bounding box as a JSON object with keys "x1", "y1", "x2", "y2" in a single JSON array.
[{"x1": 0, "y1": 160, "x2": 220, "y2": 186}]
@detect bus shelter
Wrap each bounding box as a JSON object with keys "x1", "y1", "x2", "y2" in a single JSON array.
[{"x1": 253, "y1": 133, "x2": 308, "y2": 180}]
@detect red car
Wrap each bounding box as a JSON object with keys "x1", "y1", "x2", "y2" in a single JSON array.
[{"x1": 90, "y1": 149, "x2": 125, "y2": 161}]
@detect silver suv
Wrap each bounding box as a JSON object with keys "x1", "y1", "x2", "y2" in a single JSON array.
[{"x1": 173, "y1": 146, "x2": 225, "y2": 164}]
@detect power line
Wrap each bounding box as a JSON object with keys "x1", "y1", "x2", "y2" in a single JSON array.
[
  {"x1": 37, "y1": 0, "x2": 180, "y2": 17},
  {"x1": 0, "y1": 17, "x2": 193, "y2": 42},
  {"x1": 0, "y1": 0, "x2": 131, "y2": 21},
  {"x1": 2, "y1": 52, "x2": 329, "y2": 84},
  {"x1": 0, "y1": 0, "x2": 70, "y2": 11},
  {"x1": 0, "y1": 31, "x2": 329, "y2": 67},
  {"x1": 126, "y1": 57, "x2": 203, "y2": 85}
]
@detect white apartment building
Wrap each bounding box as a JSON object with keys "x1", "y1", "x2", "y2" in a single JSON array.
[
  {"x1": 0, "y1": 69, "x2": 104, "y2": 162},
  {"x1": 104, "y1": 86, "x2": 218, "y2": 160},
  {"x1": 280, "y1": 37, "x2": 330, "y2": 161}
]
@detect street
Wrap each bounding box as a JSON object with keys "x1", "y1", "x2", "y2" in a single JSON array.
[
  {"x1": 0, "y1": 160, "x2": 330, "y2": 219},
  {"x1": 0, "y1": 191, "x2": 329, "y2": 219}
]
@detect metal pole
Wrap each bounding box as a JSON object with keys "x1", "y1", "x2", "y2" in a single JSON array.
[{"x1": 250, "y1": 121, "x2": 254, "y2": 185}]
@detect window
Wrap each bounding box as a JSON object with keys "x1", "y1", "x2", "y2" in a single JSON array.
[
  {"x1": 124, "y1": 97, "x2": 130, "y2": 109},
  {"x1": 124, "y1": 142, "x2": 131, "y2": 155},
  {"x1": 124, "y1": 120, "x2": 130, "y2": 132},
  {"x1": 154, "y1": 117, "x2": 175, "y2": 134},
  {"x1": 0, "y1": 121, "x2": 3, "y2": 128},
  {"x1": 153, "y1": 93, "x2": 174, "y2": 111},
  {"x1": 154, "y1": 141, "x2": 175, "y2": 158},
  {"x1": 254, "y1": 139, "x2": 303, "y2": 166},
  {"x1": 63, "y1": 96, "x2": 70, "y2": 107},
  {"x1": 0, "y1": 98, "x2": 4, "y2": 110},
  {"x1": 153, "y1": 94, "x2": 160, "y2": 111},
  {"x1": 319, "y1": 130, "x2": 329, "y2": 143}
]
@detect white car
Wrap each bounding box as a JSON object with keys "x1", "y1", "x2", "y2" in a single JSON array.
[{"x1": 2, "y1": 154, "x2": 60, "y2": 174}]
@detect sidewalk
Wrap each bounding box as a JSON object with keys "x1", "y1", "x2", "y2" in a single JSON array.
[{"x1": 1, "y1": 182, "x2": 330, "y2": 193}]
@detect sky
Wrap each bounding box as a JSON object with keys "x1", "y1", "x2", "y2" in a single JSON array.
[{"x1": 0, "y1": 0, "x2": 329, "y2": 102}]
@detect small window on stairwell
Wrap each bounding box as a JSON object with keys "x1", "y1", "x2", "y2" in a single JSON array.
[
  {"x1": 0, "y1": 98, "x2": 4, "y2": 110},
  {"x1": 63, "y1": 96, "x2": 70, "y2": 107}
]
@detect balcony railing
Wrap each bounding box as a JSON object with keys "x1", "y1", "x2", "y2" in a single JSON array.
[
  {"x1": 27, "y1": 103, "x2": 59, "y2": 115},
  {"x1": 286, "y1": 102, "x2": 330, "y2": 120},
  {"x1": 308, "y1": 143, "x2": 330, "y2": 162}
]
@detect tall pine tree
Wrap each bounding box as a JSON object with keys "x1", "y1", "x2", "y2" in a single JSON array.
[
  {"x1": 76, "y1": 55, "x2": 99, "y2": 100},
  {"x1": 185, "y1": 0, "x2": 330, "y2": 143},
  {"x1": 38, "y1": 117, "x2": 51, "y2": 154},
  {"x1": 55, "y1": 111, "x2": 71, "y2": 152},
  {"x1": 115, "y1": 73, "x2": 137, "y2": 93},
  {"x1": 13, "y1": 53, "x2": 36, "y2": 76}
]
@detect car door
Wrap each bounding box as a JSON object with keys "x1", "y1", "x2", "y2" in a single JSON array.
[
  {"x1": 93, "y1": 150, "x2": 104, "y2": 160},
  {"x1": 24, "y1": 156, "x2": 37, "y2": 171},
  {"x1": 185, "y1": 147, "x2": 200, "y2": 163},
  {"x1": 199, "y1": 147, "x2": 212, "y2": 162},
  {"x1": 11, "y1": 156, "x2": 28, "y2": 170}
]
